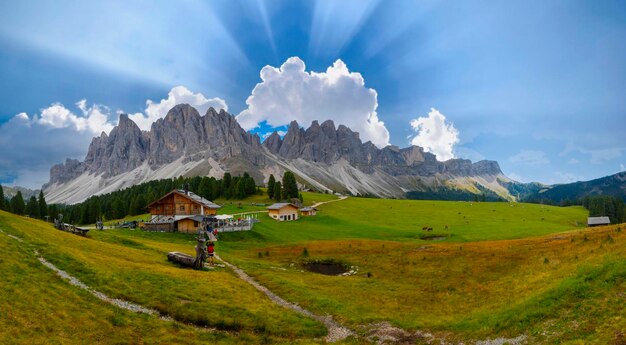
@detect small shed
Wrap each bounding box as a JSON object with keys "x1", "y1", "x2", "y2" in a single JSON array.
[
  {"x1": 267, "y1": 203, "x2": 299, "y2": 221},
  {"x1": 300, "y1": 206, "x2": 317, "y2": 216},
  {"x1": 588, "y1": 216, "x2": 610, "y2": 227},
  {"x1": 175, "y1": 215, "x2": 205, "y2": 233}
]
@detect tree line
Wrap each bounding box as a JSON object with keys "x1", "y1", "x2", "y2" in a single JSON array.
[
  {"x1": 581, "y1": 195, "x2": 625, "y2": 224},
  {"x1": 266, "y1": 172, "x2": 302, "y2": 203},
  {"x1": 0, "y1": 173, "x2": 260, "y2": 225},
  {"x1": 0, "y1": 186, "x2": 49, "y2": 220}
]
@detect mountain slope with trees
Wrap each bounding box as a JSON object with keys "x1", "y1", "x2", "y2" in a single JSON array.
[{"x1": 524, "y1": 171, "x2": 626, "y2": 204}]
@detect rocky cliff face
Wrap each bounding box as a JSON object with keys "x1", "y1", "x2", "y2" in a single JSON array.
[
  {"x1": 44, "y1": 104, "x2": 511, "y2": 204},
  {"x1": 261, "y1": 118, "x2": 502, "y2": 177}
]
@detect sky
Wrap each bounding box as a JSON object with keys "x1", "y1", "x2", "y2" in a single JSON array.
[{"x1": 1, "y1": 0, "x2": 625, "y2": 189}]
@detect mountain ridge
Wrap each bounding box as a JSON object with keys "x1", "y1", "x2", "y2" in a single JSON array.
[
  {"x1": 524, "y1": 171, "x2": 626, "y2": 204},
  {"x1": 43, "y1": 104, "x2": 515, "y2": 204}
]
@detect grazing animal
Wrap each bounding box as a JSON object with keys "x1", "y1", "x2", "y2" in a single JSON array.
[
  {"x1": 427, "y1": 227, "x2": 433, "y2": 231},
  {"x1": 422, "y1": 226, "x2": 428, "y2": 231}
]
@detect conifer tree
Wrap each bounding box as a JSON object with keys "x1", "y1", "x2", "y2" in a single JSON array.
[
  {"x1": 38, "y1": 191, "x2": 47, "y2": 220},
  {"x1": 10, "y1": 191, "x2": 25, "y2": 215},
  {"x1": 244, "y1": 174, "x2": 256, "y2": 195},
  {"x1": 0, "y1": 184, "x2": 5, "y2": 210},
  {"x1": 26, "y1": 196, "x2": 39, "y2": 218},
  {"x1": 282, "y1": 171, "x2": 299, "y2": 199},
  {"x1": 267, "y1": 174, "x2": 276, "y2": 199},
  {"x1": 273, "y1": 182, "x2": 282, "y2": 201},
  {"x1": 198, "y1": 178, "x2": 211, "y2": 199},
  {"x1": 223, "y1": 172, "x2": 232, "y2": 190},
  {"x1": 236, "y1": 179, "x2": 247, "y2": 199}
]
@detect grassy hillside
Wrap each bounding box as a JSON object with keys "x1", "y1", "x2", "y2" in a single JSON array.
[
  {"x1": 221, "y1": 198, "x2": 587, "y2": 247},
  {"x1": 2, "y1": 195, "x2": 624, "y2": 344},
  {"x1": 215, "y1": 198, "x2": 623, "y2": 343},
  {"x1": 0, "y1": 210, "x2": 326, "y2": 344}
]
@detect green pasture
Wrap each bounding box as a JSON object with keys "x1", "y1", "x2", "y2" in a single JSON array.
[{"x1": 2, "y1": 193, "x2": 624, "y2": 344}]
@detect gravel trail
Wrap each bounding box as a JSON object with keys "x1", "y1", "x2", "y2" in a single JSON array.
[
  {"x1": 34, "y1": 250, "x2": 172, "y2": 320},
  {"x1": 217, "y1": 254, "x2": 353, "y2": 342},
  {"x1": 311, "y1": 195, "x2": 348, "y2": 208}
]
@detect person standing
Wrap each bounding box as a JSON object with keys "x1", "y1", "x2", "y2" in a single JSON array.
[{"x1": 207, "y1": 241, "x2": 215, "y2": 266}]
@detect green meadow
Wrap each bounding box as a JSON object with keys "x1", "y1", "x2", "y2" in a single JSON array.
[{"x1": 1, "y1": 195, "x2": 624, "y2": 344}]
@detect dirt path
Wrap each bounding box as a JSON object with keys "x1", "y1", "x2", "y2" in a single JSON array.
[
  {"x1": 216, "y1": 254, "x2": 354, "y2": 343},
  {"x1": 311, "y1": 195, "x2": 348, "y2": 208},
  {"x1": 0, "y1": 231, "x2": 176, "y2": 323},
  {"x1": 35, "y1": 250, "x2": 172, "y2": 319}
]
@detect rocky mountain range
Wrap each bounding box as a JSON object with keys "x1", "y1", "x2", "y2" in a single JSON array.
[
  {"x1": 3, "y1": 186, "x2": 40, "y2": 200},
  {"x1": 44, "y1": 104, "x2": 518, "y2": 204}
]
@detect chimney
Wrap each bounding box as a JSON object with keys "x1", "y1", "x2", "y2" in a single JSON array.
[{"x1": 184, "y1": 183, "x2": 189, "y2": 195}]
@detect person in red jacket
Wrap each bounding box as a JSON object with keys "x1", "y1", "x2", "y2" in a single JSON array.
[{"x1": 207, "y1": 241, "x2": 215, "y2": 266}]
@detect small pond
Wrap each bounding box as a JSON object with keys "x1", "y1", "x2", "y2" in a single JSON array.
[{"x1": 303, "y1": 261, "x2": 349, "y2": 276}]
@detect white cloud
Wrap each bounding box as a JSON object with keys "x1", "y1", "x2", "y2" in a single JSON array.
[
  {"x1": 568, "y1": 158, "x2": 579, "y2": 164},
  {"x1": 509, "y1": 150, "x2": 550, "y2": 166},
  {"x1": 408, "y1": 108, "x2": 459, "y2": 161},
  {"x1": 236, "y1": 57, "x2": 390, "y2": 147},
  {"x1": 554, "y1": 171, "x2": 583, "y2": 183},
  {"x1": 620, "y1": 163, "x2": 625, "y2": 172},
  {"x1": 129, "y1": 86, "x2": 228, "y2": 131},
  {"x1": 454, "y1": 147, "x2": 484, "y2": 162},
  {"x1": 33, "y1": 101, "x2": 114, "y2": 134}
]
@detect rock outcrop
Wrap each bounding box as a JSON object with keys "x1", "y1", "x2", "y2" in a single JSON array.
[{"x1": 44, "y1": 104, "x2": 512, "y2": 204}]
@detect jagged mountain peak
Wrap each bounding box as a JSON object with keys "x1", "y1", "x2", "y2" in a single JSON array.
[
  {"x1": 264, "y1": 131, "x2": 283, "y2": 154},
  {"x1": 44, "y1": 104, "x2": 514, "y2": 204},
  {"x1": 163, "y1": 103, "x2": 201, "y2": 123}
]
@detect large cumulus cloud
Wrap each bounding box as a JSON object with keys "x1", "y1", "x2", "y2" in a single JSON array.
[
  {"x1": 129, "y1": 86, "x2": 227, "y2": 130},
  {"x1": 236, "y1": 57, "x2": 390, "y2": 147},
  {"x1": 409, "y1": 108, "x2": 459, "y2": 161}
]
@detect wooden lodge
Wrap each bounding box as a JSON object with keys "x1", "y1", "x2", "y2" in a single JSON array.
[
  {"x1": 267, "y1": 203, "x2": 299, "y2": 221},
  {"x1": 144, "y1": 189, "x2": 221, "y2": 233},
  {"x1": 300, "y1": 206, "x2": 317, "y2": 216}
]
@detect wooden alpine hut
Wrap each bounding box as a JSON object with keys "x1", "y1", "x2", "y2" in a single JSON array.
[
  {"x1": 300, "y1": 206, "x2": 317, "y2": 216},
  {"x1": 267, "y1": 203, "x2": 299, "y2": 221},
  {"x1": 144, "y1": 188, "x2": 221, "y2": 232}
]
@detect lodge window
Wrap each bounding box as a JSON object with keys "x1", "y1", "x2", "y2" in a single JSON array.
[
  {"x1": 179, "y1": 205, "x2": 185, "y2": 211},
  {"x1": 193, "y1": 205, "x2": 199, "y2": 210},
  {"x1": 193, "y1": 221, "x2": 199, "y2": 227}
]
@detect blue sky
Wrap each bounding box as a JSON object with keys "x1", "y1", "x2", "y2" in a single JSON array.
[{"x1": 1, "y1": 0, "x2": 625, "y2": 188}]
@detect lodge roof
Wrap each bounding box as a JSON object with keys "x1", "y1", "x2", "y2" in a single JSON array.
[
  {"x1": 300, "y1": 206, "x2": 317, "y2": 211},
  {"x1": 266, "y1": 203, "x2": 299, "y2": 210},
  {"x1": 587, "y1": 216, "x2": 610, "y2": 225},
  {"x1": 146, "y1": 189, "x2": 221, "y2": 209}
]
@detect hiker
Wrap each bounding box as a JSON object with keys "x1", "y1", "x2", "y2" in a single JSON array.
[{"x1": 207, "y1": 241, "x2": 215, "y2": 266}]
